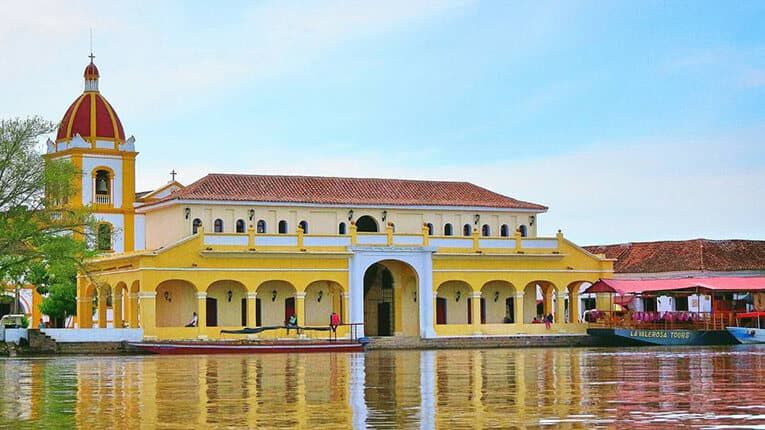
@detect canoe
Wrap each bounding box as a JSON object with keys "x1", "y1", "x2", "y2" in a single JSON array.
[
  {"x1": 128, "y1": 340, "x2": 365, "y2": 354},
  {"x1": 726, "y1": 327, "x2": 765, "y2": 344}
]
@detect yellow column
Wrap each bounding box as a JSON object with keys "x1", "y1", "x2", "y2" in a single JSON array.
[
  {"x1": 97, "y1": 289, "x2": 107, "y2": 328},
  {"x1": 246, "y1": 292, "x2": 257, "y2": 327},
  {"x1": 569, "y1": 285, "x2": 580, "y2": 323},
  {"x1": 113, "y1": 291, "x2": 123, "y2": 328},
  {"x1": 128, "y1": 293, "x2": 139, "y2": 328},
  {"x1": 543, "y1": 287, "x2": 553, "y2": 316},
  {"x1": 514, "y1": 292, "x2": 524, "y2": 325},
  {"x1": 77, "y1": 297, "x2": 92, "y2": 328},
  {"x1": 197, "y1": 292, "x2": 208, "y2": 339},
  {"x1": 31, "y1": 289, "x2": 43, "y2": 328},
  {"x1": 470, "y1": 292, "x2": 482, "y2": 335},
  {"x1": 138, "y1": 292, "x2": 156, "y2": 338},
  {"x1": 295, "y1": 292, "x2": 306, "y2": 337},
  {"x1": 556, "y1": 292, "x2": 567, "y2": 325}
]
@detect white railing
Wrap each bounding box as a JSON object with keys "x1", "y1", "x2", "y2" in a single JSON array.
[
  {"x1": 94, "y1": 194, "x2": 111, "y2": 204},
  {"x1": 201, "y1": 231, "x2": 563, "y2": 254}
]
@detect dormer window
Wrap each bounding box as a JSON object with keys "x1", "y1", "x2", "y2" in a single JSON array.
[{"x1": 94, "y1": 169, "x2": 111, "y2": 205}]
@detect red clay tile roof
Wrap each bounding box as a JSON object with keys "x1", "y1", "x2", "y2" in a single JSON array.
[
  {"x1": 584, "y1": 239, "x2": 765, "y2": 274},
  {"x1": 156, "y1": 173, "x2": 547, "y2": 210}
]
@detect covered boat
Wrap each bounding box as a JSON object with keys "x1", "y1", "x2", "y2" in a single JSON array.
[{"x1": 583, "y1": 277, "x2": 765, "y2": 346}]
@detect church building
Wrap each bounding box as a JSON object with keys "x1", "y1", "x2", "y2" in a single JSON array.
[{"x1": 47, "y1": 58, "x2": 613, "y2": 340}]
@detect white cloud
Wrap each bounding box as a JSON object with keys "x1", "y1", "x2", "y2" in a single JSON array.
[{"x1": 135, "y1": 126, "x2": 765, "y2": 245}]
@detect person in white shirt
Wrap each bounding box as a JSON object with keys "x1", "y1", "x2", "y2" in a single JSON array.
[{"x1": 185, "y1": 312, "x2": 198, "y2": 327}]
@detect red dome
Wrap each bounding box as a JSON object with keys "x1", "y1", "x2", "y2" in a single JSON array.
[
  {"x1": 84, "y1": 62, "x2": 100, "y2": 80},
  {"x1": 56, "y1": 61, "x2": 125, "y2": 143}
]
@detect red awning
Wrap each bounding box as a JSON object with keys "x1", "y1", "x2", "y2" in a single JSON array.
[
  {"x1": 583, "y1": 277, "x2": 765, "y2": 295},
  {"x1": 736, "y1": 311, "x2": 765, "y2": 319}
]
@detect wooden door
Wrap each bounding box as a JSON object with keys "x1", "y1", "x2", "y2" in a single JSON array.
[
  {"x1": 241, "y1": 298, "x2": 247, "y2": 326},
  {"x1": 480, "y1": 298, "x2": 486, "y2": 324},
  {"x1": 436, "y1": 297, "x2": 447, "y2": 324},
  {"x1": 256, "y1": 298, "x2": 262, "y2": 326},
  {"x1": 285, "y1": 297, "x2": 295, "y2": 324},
  {"x1": 377, "y1": 302, "x2": 392, "y2": 336},
  {"x1": 206, "y1": 297, "x2": 218, "y2": 327}
]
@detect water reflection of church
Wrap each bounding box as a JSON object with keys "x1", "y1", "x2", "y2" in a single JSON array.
[{"x1": 49, "y1": 57, "x2": 612, "y2": 340}]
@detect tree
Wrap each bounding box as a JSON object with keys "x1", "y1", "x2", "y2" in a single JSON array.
[{"x1": 0, "y1": 117, "x2": 95, "y2": 326}]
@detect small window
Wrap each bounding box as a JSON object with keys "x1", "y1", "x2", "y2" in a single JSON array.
[
  {"x1": 192, "y1": 218, "x2": 202, "y2": 234},
  {"x1": 426, "y1": 223, "x2": 434, "y2": 236},
  {"x1": 500, "y1": 224, "x2": 509, "y2": 237},
  {"x1": 278, "y1": 220, "x2": 288, "y2": 234},
  {"x1": 257, "y1": 220, "x2": 266, "y2": 234},
  {"x1": 463, "y1": 224, "x2": 472, "y2": 236},
  {"x1": 235, "y1": 219, "x2": 246, "y2": 233},
  {"x1": 298, "y1": 220, "x2": 308, "y2": 234},
  {"x1": 518, "y1": 224, "x2": 528, "y2": 237},
  {"x1": 96, "y1": 223, "x2": 112, "y2": 250},
  {"x1": 675, "y1": 296, "x2": 689, "y2": 311},
  {"x1": 481, "y1": 224, "x2": 491, "y2": 236},
  {"x1": 444, "y1": 223, "x2": 453, "y2": 236},
  {"x1": 338, "y1": 222, "x2": 347, "y2": 235},
  {"x1": 214, "y1": 219, "x2": 224, "y2": 233}
]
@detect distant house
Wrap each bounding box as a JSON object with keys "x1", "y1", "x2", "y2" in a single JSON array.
[{"x1": 583, "y1": 239, "x2": 765, "y2": 314}]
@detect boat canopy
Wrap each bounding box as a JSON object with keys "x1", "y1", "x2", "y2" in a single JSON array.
[
  {"x1": 584, "y1": 277, "x2": 765, "y2": 295},
  {"x1": 735, "y1": 311, "x2": 765, "y2": 319}
]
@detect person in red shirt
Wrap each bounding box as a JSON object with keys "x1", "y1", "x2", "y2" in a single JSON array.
[{"x1": 330, "y1": 312, "x2": 341, "y2": 334}]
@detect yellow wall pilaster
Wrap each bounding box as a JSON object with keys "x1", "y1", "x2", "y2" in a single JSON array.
[
  {"x1": 246, "y1": 292, "x2": 257, "y2": 327},
  {"x1": 342, "y1": 292, "x2": 350, "y2": 324},
  {"x1": 295, "y1": 292, "x2": 306, "y2": 327},
  {"x1": 197, "y1": 292, "x2": 208, "y2": 338},
  {"x1": 514, "y1": 292, "x2": 524, "y2": 325},
  {"x1": 138, "y1": 292, "x2": 156, "y2": 337},
  {"x1": 470, "y1": 292, "x2": 482, "y2": 334},
  {"x1": 97, "y1": 290, "x2": 107, "y2": 328},
  {"x1": 128, "y1": 293, "x2": 139, "y2": 328},
  {"x1": 113, "y1": 291, "x2": 123, "y2": 328},
  {"x1": 556, "y1": 292, "x2": 567, "y2": 324}
]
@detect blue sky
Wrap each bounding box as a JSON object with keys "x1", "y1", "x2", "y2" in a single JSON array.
[{"x1": 1, "y1": 1, "x2": 763, "y2": 244}]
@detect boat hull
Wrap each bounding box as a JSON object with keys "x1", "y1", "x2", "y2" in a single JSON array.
[
  {"x1": 726, "y1": 327, "x2": 765, "y2": 344},
  {"x1": 129, "y1": 341, "x2": 365, "y2": 355},
  {"x1": 587, "y1": 328, "x2": 737, "y2": 346}
]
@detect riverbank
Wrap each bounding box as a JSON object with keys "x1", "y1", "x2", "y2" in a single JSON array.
[{"x1": 1, "y1": 334, "x2": 608, "y2": 356}]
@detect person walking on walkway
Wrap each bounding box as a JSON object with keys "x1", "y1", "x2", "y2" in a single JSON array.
[{"x1": 544, "y1": 313, "x2": 553, "y2": 329}]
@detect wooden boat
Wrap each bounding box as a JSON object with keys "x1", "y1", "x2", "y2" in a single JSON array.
[
  {"x1": 587, "y1": 327, "x2": 737, "y2": 346},
  {"x1": 727, "y1": 311, "x2": 765, "y2": 344},
  {"x1": 129, "y1": 340, "x2": 365, "y2": 355},
  {"x1": 129, "y1": 324, "x2": 366, "y2": 354}
]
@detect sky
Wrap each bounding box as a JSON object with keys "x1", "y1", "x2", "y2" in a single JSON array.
[{"x1": 1, "y1": 1, "x2": 763, "y2": 245}]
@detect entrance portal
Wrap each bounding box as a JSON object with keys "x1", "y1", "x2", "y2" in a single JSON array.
[{"x1": 362, "y1": 260, "x2": 419, "y2": 337}]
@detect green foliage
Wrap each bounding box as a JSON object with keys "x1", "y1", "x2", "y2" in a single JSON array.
[
  {"x1": 0, "y1": 117, "x2": 96, "y2": 324},
  {"x1": 21, "y1": 315, "x2": 29, "y2": 328}
]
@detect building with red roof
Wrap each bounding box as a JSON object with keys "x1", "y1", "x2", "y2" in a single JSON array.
[{"x1": 48, "y1": 58, "x2": 613, "y2": 342}]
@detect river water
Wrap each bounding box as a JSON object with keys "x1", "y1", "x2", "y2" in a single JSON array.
[{"x1": 1, "y1": 346, "x2": 764, "y2": 429}]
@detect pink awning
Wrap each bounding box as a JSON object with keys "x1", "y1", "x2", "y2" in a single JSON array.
[{"x1": 583, "y1": 277, "x2": 765, "y2": 295}]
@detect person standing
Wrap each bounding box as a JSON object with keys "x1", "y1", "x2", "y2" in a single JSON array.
[
  {"x1": 329, "y1": 312, "x2": 341, "y2": 339},
  {"x1": 544, "y1": 313, "x2": 552, "y2": 329}
]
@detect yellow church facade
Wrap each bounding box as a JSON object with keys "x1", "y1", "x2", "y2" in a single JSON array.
[{"x1": 53, "y1": 58, "x2": 613, "y2": 341}]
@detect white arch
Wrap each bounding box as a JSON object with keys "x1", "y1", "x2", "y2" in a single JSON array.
[{"x1": 349, "y1": 247, "x2": 435, "y2": 338}]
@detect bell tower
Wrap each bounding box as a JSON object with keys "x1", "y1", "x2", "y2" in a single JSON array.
[{"x1": 45, "y1": 54, "x2": 141, "y2": 253}]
